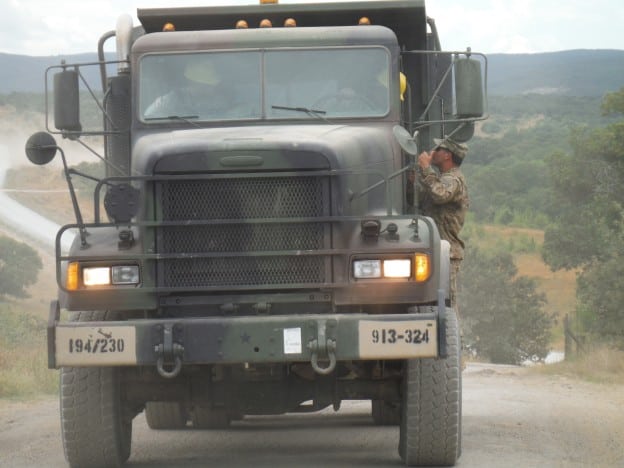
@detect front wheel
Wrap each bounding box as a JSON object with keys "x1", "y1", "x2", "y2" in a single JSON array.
[
  {"x1": 60, "y1": 312, "x2": 132, "y2": 468},
  {"x1": 399, "y1": 307, "x2": 461, "y2": 466}
]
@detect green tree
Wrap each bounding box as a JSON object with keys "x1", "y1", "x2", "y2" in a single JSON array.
[
  {"x1": 543, "y1": 87, "x2": 624, "y2": 344},
  {"x1": 459, "y1": 247, "x2": 553, "y2": 364},
  {"x1": 0, "y1": 236, "x2": 43, "y2": 300},
  {"x1": 575, "y1": 245, "x2": 624, "y2": 345}
]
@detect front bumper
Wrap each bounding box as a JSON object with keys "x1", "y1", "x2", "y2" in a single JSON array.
[{"x1": 47, "y1": 300, "x2": 444, "y2": 375}]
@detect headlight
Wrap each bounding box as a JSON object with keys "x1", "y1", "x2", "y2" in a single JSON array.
[
  {"x1": 67, "y1": 263, "x2": 140, "y2": 289},
  {"x1": 353, "y1": 259, "x2": 382, "y2": 278},
  {"x1": 83, "y1": 267, "x2": 111, "y2": 286},
  {"x1": 353, "y1": 258, "x2": 411, "y2": 279},
  {"x1": 352, "y1": 254, "x2": 430, "y2": 281},
  {"x1": 112, "y1": 265, "x2": 140, "y2": 285},
  {"x1": 383, "y1": 259, "x2": 411, "y2": 278}
]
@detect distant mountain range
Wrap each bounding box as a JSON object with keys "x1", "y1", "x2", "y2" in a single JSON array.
[
  {"x1": 487, "y1": 49, "x2": 624, "y2": 96},
  {"x1": 0, "y1": 53, "x2": 113, "y2": 95},
  {"x1": 1, "y1": 49, "x2": 623, "y2": 96}
]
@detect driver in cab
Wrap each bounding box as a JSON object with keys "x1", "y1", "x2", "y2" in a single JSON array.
[{"x1": 145, "y1": 58, "x2": 231, "y2": 119}]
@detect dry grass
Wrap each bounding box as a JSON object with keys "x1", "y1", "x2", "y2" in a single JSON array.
[
  {"x1": 533, "y1": 346, "x2": 624, "y2": 385},
  {"x1": 515, "y1": 253, "x2": 578, "y2": 348},
  {"x1": 0, "y1": 344, "x2": 58, "y2": 398},
  {"x1": 487, "y1": 225, "x2": 578, "y2": 316}
]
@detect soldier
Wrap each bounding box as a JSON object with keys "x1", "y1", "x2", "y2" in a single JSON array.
[{"x1": 416, "y1": 137, "x2": 469, "y2": 315}]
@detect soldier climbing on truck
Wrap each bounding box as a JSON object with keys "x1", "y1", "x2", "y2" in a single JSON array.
[{"x1": 24, "y1": 1, "x2": 487, "y2": 467}]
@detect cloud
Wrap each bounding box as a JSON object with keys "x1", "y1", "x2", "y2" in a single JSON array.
[
  {"x1": 1, "y1": 0, "x2": 623, "y2": 56},
  {"x1": 427, "y1": 0, "x2": 624, "y2": 53}
]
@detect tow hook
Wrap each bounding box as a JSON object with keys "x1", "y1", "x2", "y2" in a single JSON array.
[
  {"x1": 308, "y1": 319, "x2": 337, "y2": 375},
  {"x1": 154, "y1": 323, "x2": 184, "y2": 378}
]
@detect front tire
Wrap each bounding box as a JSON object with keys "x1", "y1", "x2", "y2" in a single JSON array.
[
  {"x1": 399, "y1": 307, "x2": 461, "y2": 466},
  {"x1": 60, "y1": 311, "x2": 132, "y2": 468}
]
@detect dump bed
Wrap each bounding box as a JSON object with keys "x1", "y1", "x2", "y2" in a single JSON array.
[{"x1": 137, "y1": 0, "x2": 427, "y2": 50}]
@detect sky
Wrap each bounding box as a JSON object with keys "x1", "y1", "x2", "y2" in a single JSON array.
[{"x1": 1, "y1": 0, "x2": 623, "y2": 56}]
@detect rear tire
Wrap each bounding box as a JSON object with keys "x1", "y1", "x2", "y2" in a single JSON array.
[
  {"x1": 399, "y1": 307, "x2": 461, "y2": 466},
  {"x1": 145, "y1": 402, "x2": 187, "y2": 429},
  {"x1": 60, "y1": 311, "x2": 132, "y2": 468}
]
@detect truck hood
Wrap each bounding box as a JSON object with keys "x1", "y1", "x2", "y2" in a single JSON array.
[{"x1": 133, "y1": 124, "x2": 400, "y2": 174}]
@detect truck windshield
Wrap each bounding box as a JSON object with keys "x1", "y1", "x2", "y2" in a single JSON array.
[{"x1": 139, "y1": 47, "x2": 390, "y2": 122}]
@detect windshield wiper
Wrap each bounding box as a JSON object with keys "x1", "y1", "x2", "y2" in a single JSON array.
[
  {"x1": 145, "y1": 115, "x2": 201, "y2": 127},
  {"x1": 271, "y1": 105, "x2": 331, "y2": 123}
]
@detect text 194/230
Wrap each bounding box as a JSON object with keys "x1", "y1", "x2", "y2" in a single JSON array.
[{"x1": 68, "y1": 338, "x2": 125, "y2": 353}]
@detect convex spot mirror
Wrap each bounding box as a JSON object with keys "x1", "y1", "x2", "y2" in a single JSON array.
[
  {"x1": 393, "y1": 125, "x2": 418, "y2": 156},
  {"x1": 25, "y1": 131, "x2": 57, "y2": 165}
]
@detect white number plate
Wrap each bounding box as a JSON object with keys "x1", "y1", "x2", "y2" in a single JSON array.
[
  {"x1": 56, "y1": 326, "x2": 137, "y2": 366},
  {"x1": 358, "y1": 320, "x2": 437, "y2": 359}
]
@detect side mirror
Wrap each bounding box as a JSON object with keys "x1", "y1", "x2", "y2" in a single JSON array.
[
  {"x1": 444, "y1": 121, "x2": 475, "y2": 143},
  {"x1": 454, "y1": 57, "x2": 484, "y2": 118},
  {"x1": 393, "y1": 125, "x2": 418, "y2": 156},
  {"x1": 25, "y1": 132, "x2": 57, "y2": 165},
  {"x1": 54, "y1": 69, "x2": 82, "y2": 134}
]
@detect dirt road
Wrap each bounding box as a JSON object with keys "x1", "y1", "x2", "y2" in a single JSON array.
[{"x1": 1, "y1": 364, "x2": 623, "y2": 468}]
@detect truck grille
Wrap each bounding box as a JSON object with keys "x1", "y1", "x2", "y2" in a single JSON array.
[{"x1": 156, "y1": 176, "x2": 329, "y2": 288}]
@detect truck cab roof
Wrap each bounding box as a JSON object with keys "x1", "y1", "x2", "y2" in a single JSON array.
[{"x1": 131, "y1": 24, "x2": 400, "y2": 54}]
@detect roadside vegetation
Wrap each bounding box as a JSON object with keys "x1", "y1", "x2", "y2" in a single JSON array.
[
  {"x1": 459, "y1": 233, "x2": 554, "y2": 365},
  {"x1": 457, "y1": 88, "x2": 624, "y2": 366},
  {"x1": 534, "y1": 346, "x2": 624, "y2": 385},
  {"x1": 0, "y1": 304, "x2": 57, "y2": 397},
  {"x1": 0, "y1": 237, "x2": 56, "y2": 397}
]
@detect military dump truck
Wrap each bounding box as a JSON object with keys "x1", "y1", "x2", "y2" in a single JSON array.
[{"x1": 25, "y1": 1, "x2": 486, "y2": 466}]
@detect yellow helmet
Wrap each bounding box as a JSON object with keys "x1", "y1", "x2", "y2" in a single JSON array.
[
  {"x1": 184, "y1": 59, "x2": 220, "y2": 85},
  {"x1": 400, "y1": 72, "x2": 407, "y2": 101}
]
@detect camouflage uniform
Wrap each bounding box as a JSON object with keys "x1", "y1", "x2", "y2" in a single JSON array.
[{"x1": 416, "y1": 138, "x2": 469, "y2": 312}]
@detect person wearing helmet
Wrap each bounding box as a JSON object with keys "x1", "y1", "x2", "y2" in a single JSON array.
[
  {"x1": 416, "y1": 137, "x2": 469, "y2": 315},
  {"x1": 145, "y1": 56, "x2": 231, "y2": 119}
]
